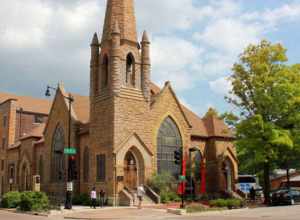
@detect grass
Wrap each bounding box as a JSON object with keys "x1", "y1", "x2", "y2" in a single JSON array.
[{"x1": 186, "y1": 204, "x2": 226, "y2": 213}]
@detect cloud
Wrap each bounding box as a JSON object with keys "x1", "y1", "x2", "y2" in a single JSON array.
[
  {"x1": 1, "y1": 0, "x2": 300, "y2": 114},
  {"x1": 209, "y1": 77, "x2": 232, "y2": 96},
  {"x1": 151, "y1": 36, "x2": 202, "y2": 91}
]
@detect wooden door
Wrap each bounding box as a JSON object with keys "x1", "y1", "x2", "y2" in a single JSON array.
[{"x1": 124, "y1": 152, "x2": 137, "y2": 190}]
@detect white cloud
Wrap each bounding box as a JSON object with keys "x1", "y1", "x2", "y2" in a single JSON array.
[
  {"x1": 151, "y1": 36, "x2": 202, "y2": 91},
  {"x1": 209, "y1": 77, "x2": 232, "y2": 96},
  {"x1": 194, "y1": 18, "x2": 261, "y2": 54},
  {"x1": 262, "y1": 3, "x2": 300, "y2": 26},
  {"x1": 0, "y1": 0, "x2": 51, "y2": 48}
]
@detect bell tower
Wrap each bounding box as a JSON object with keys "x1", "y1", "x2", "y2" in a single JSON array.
[
  {"x1": 89, "y1": 0, "x2": 152, "y2": 202},
  {"x1": 90, "y1": 0, "x2": 151, "y2": 101}
]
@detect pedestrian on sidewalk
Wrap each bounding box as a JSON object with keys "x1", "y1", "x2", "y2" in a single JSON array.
[
  {"x1": 90, "y1": 187, "x2": 97, "y2": 209},
  {"x1": 100, "y1": 189, "x2": 105, "y2": 208},
  {"x1": 137, "y1": 184, "x2": 145, "y2": 209}
]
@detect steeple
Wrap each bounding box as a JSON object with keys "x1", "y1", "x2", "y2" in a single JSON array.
[{"x1": 101, "y1": 0, "x2": 137, "y2": 44}]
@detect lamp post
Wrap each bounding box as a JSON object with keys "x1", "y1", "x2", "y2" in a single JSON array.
[{"x1": 45, "y1": 85, "x2": 74, "y2": 209}]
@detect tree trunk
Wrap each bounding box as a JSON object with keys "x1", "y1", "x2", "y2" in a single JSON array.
[{"x1": 263, "y1": 162, "x2": 271, "y2": 205}]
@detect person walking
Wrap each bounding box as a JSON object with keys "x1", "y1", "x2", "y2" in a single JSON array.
[
  {"x1": 137, "y1": 184, "x2": 145, "y2": 209},
  {"x1": 90, "y1": 187, "x2": 97, "y2": 209},
  {"x1": 100, "y1": 189, "x2": 105, "y2": 208}
]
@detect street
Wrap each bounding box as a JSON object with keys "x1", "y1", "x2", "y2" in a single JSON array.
[{"x1": 0, "y1": 205, "x2": 300, "y2": 220}]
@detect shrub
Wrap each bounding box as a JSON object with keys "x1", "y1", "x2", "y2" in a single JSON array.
[
  {"x1": 160, "y1": 191, "x2": 181, "y2": 203},
  {"x1": 2, "y1": 191, "x2": 21, "y2": 208},
  {"x1": 148, "y1": 172, "x2": 175, "y2": 193},
  {"x1": 72, "y1": 193, "x2": 92, "y2": 206},
  {"x1": 19, "y1": 192, "x2": 49, "y2": 212},
  {"x1": 209, "y1": 198, "x2": 243, "y2": 209}
]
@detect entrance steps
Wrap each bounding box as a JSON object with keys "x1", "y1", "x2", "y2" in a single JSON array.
[{"x1": 119, "y1": 186, "x2": 160, "y2": 206}]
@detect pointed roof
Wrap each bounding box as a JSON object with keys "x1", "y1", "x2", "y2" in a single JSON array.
[
  {"x1": 101, "y1": 0, "x2": 137, "y2": 43},
  {"x1": 91, "y1": 32, "x2": 99, "y2": 45}
]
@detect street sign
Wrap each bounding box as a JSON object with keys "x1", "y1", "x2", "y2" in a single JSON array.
[
  {"x1": 179, "y1": 175, "x2": 186, "y2": 182},
  {"x1": 64, "y1": 147, "x2": 77, "y2": 155},
  {"x1": 67, "y1": 181, "x2": 73, "y2": 192}
]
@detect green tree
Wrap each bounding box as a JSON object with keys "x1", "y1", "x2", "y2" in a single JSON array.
[{"x1": 227, "y1": 40, "x2": 300, "y2": 204}]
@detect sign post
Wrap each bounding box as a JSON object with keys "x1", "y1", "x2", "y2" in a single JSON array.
[{"x1": 64, "y1": 148, "x2": 77, "y2": 155}]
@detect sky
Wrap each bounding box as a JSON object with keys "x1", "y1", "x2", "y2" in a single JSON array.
[{"x1": 1, "y1": 0, "x2": 300, "y2": 116}]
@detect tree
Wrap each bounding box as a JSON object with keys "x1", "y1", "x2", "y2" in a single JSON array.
[{"x1": 227, "y1": 40, "x2": 300, "y2": 204}]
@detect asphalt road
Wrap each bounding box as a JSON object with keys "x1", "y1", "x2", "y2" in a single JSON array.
[{"x1": 0, "y1": 205, "x2": 300, "y2": 220}]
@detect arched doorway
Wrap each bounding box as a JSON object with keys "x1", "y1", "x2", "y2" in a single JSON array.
[
  {"x1": 124, "y1": 151, "x2": 138, "y2": 190},
  {"x1": 223, "y1": 158, "x2": 233, "y2": 192}
]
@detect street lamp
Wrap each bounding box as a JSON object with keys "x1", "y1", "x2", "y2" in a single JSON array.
[{"x1": 45, "y1": 85, "x2": 74, "y2": 210}]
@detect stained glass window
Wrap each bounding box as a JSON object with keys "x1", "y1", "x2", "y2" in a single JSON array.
[
  {"x1": 51, "y1": 125, "x2": 65, "y2": 183},
  {"x1": 157, "y1": 117, "x2": 182, "y2": 176}
]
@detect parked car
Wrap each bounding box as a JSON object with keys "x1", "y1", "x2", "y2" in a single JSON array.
[{"x1": 271, "y1": 188, "x2": 300, "y2": 205}]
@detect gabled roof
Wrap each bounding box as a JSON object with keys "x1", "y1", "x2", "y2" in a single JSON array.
[
  {"x1": 150, "y1": 83, "x2": 233, "y2": 138},
  {"x1": 0, "y1": 92, "x2": 51, "y2": 115}
]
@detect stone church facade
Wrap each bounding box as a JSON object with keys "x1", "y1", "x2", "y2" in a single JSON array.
[{"x1": 0, "y1": 0, "x2": 238, "y2": 205}]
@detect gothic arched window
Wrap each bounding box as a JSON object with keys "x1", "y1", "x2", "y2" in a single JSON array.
[
  {"x1": 83, "y1": 147, "x2": 89, "y2": 182},
  {"x1": 102, "y1": 55, "x2": 109, "y2": 88},
  {"x1": 126, "y1": 53, "x2": 135, "y2": 86},
  {"x1": 51, "y1": 125, "x2": 65, "y2": 183},
  {"x1": 157, "y1": 117, "x2": 182, "y2": 176}
]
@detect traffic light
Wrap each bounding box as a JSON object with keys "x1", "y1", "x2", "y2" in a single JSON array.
[{"x1": 174, "y1": 148, "x2": 182, "y2": 165}]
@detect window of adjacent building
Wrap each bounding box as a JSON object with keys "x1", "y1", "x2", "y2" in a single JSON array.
[
  {"x1": 3, "y1": 116, "x2": 7, "y2": 128},
  {"x1": 51, "y1": 125, "x2": 65, "y2": 183},
  {"x1": 2, "y1": 138, "x2": 6, "y2": 149},
  {"x1": 157, "y1": 117, "x2": 182, "y2": 177},
  {"x1": 83, "y1": 147, "x2": 89, "y2": 182},
  {"x1": 34, "y1": 115, "x2": 43, "y2": 124},
  {"x1": 96, "y1": 154, "x2": 106, "y2": 182}
]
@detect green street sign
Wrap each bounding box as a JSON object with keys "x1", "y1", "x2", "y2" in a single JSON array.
[
  {"x1": 179, "y1": 175, "x2": 186, "y2": 182},
  {"x1": 64, "y1": 147, "x2": 77, "y2": 155}
]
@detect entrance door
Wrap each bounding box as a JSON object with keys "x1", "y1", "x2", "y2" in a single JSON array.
[{"x1": 124, "y1": 152, "x2": 138, "y2": 191}]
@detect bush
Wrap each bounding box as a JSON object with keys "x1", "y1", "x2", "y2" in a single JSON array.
[
  {"x1": 19, "y1": 192, "x2": 49, "y2": 212},
  {"x1": 2, "y1": 191, "x2": 21, "y2": 208},
  {"x1": 148, "y1": 172, "x2": 175, "y2": 193},
  {"x1": 160, "y1": 191, "x2": 181, "y2": 203},
  {"x1": 72, "y1": 193, "x2": 92, "y2": 206},
  {"x1": 209, "y1": 198, "x2": 243, "y2": 209}
]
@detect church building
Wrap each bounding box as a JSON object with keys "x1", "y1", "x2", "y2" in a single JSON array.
[{"x1": 0, "y1": 0, "x2": 238, "y2": 205}]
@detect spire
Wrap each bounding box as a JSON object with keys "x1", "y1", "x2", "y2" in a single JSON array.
[
  {"x1": 101, "y1": 0, "x2": 137, "y2": 43},
  {"x1": 142, "y1": 31, "x2": 150, "y2": 43},
  {"x1": 91, "y1": 32, "x2": 99, "y2": 46}
]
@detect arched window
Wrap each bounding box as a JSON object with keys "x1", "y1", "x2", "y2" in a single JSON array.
[
  {"x1": 51, "y1": 125, "x2": 65, "y2": 183},
  {"x1": 39, "y1": 155, "x2": 44, "y2": 183},
  {"x1": 102, "y1": 55, "x2": 109, "y2": 88},
  {"x1": 126, "y1": 53, "x2": 135, "y2": 86},
  {"x1": 157, "y1": 117, "x2": 182, "y2": 176},
  {"x1": 83, "y1": 147, "x2": 89, "y2": 182}
]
